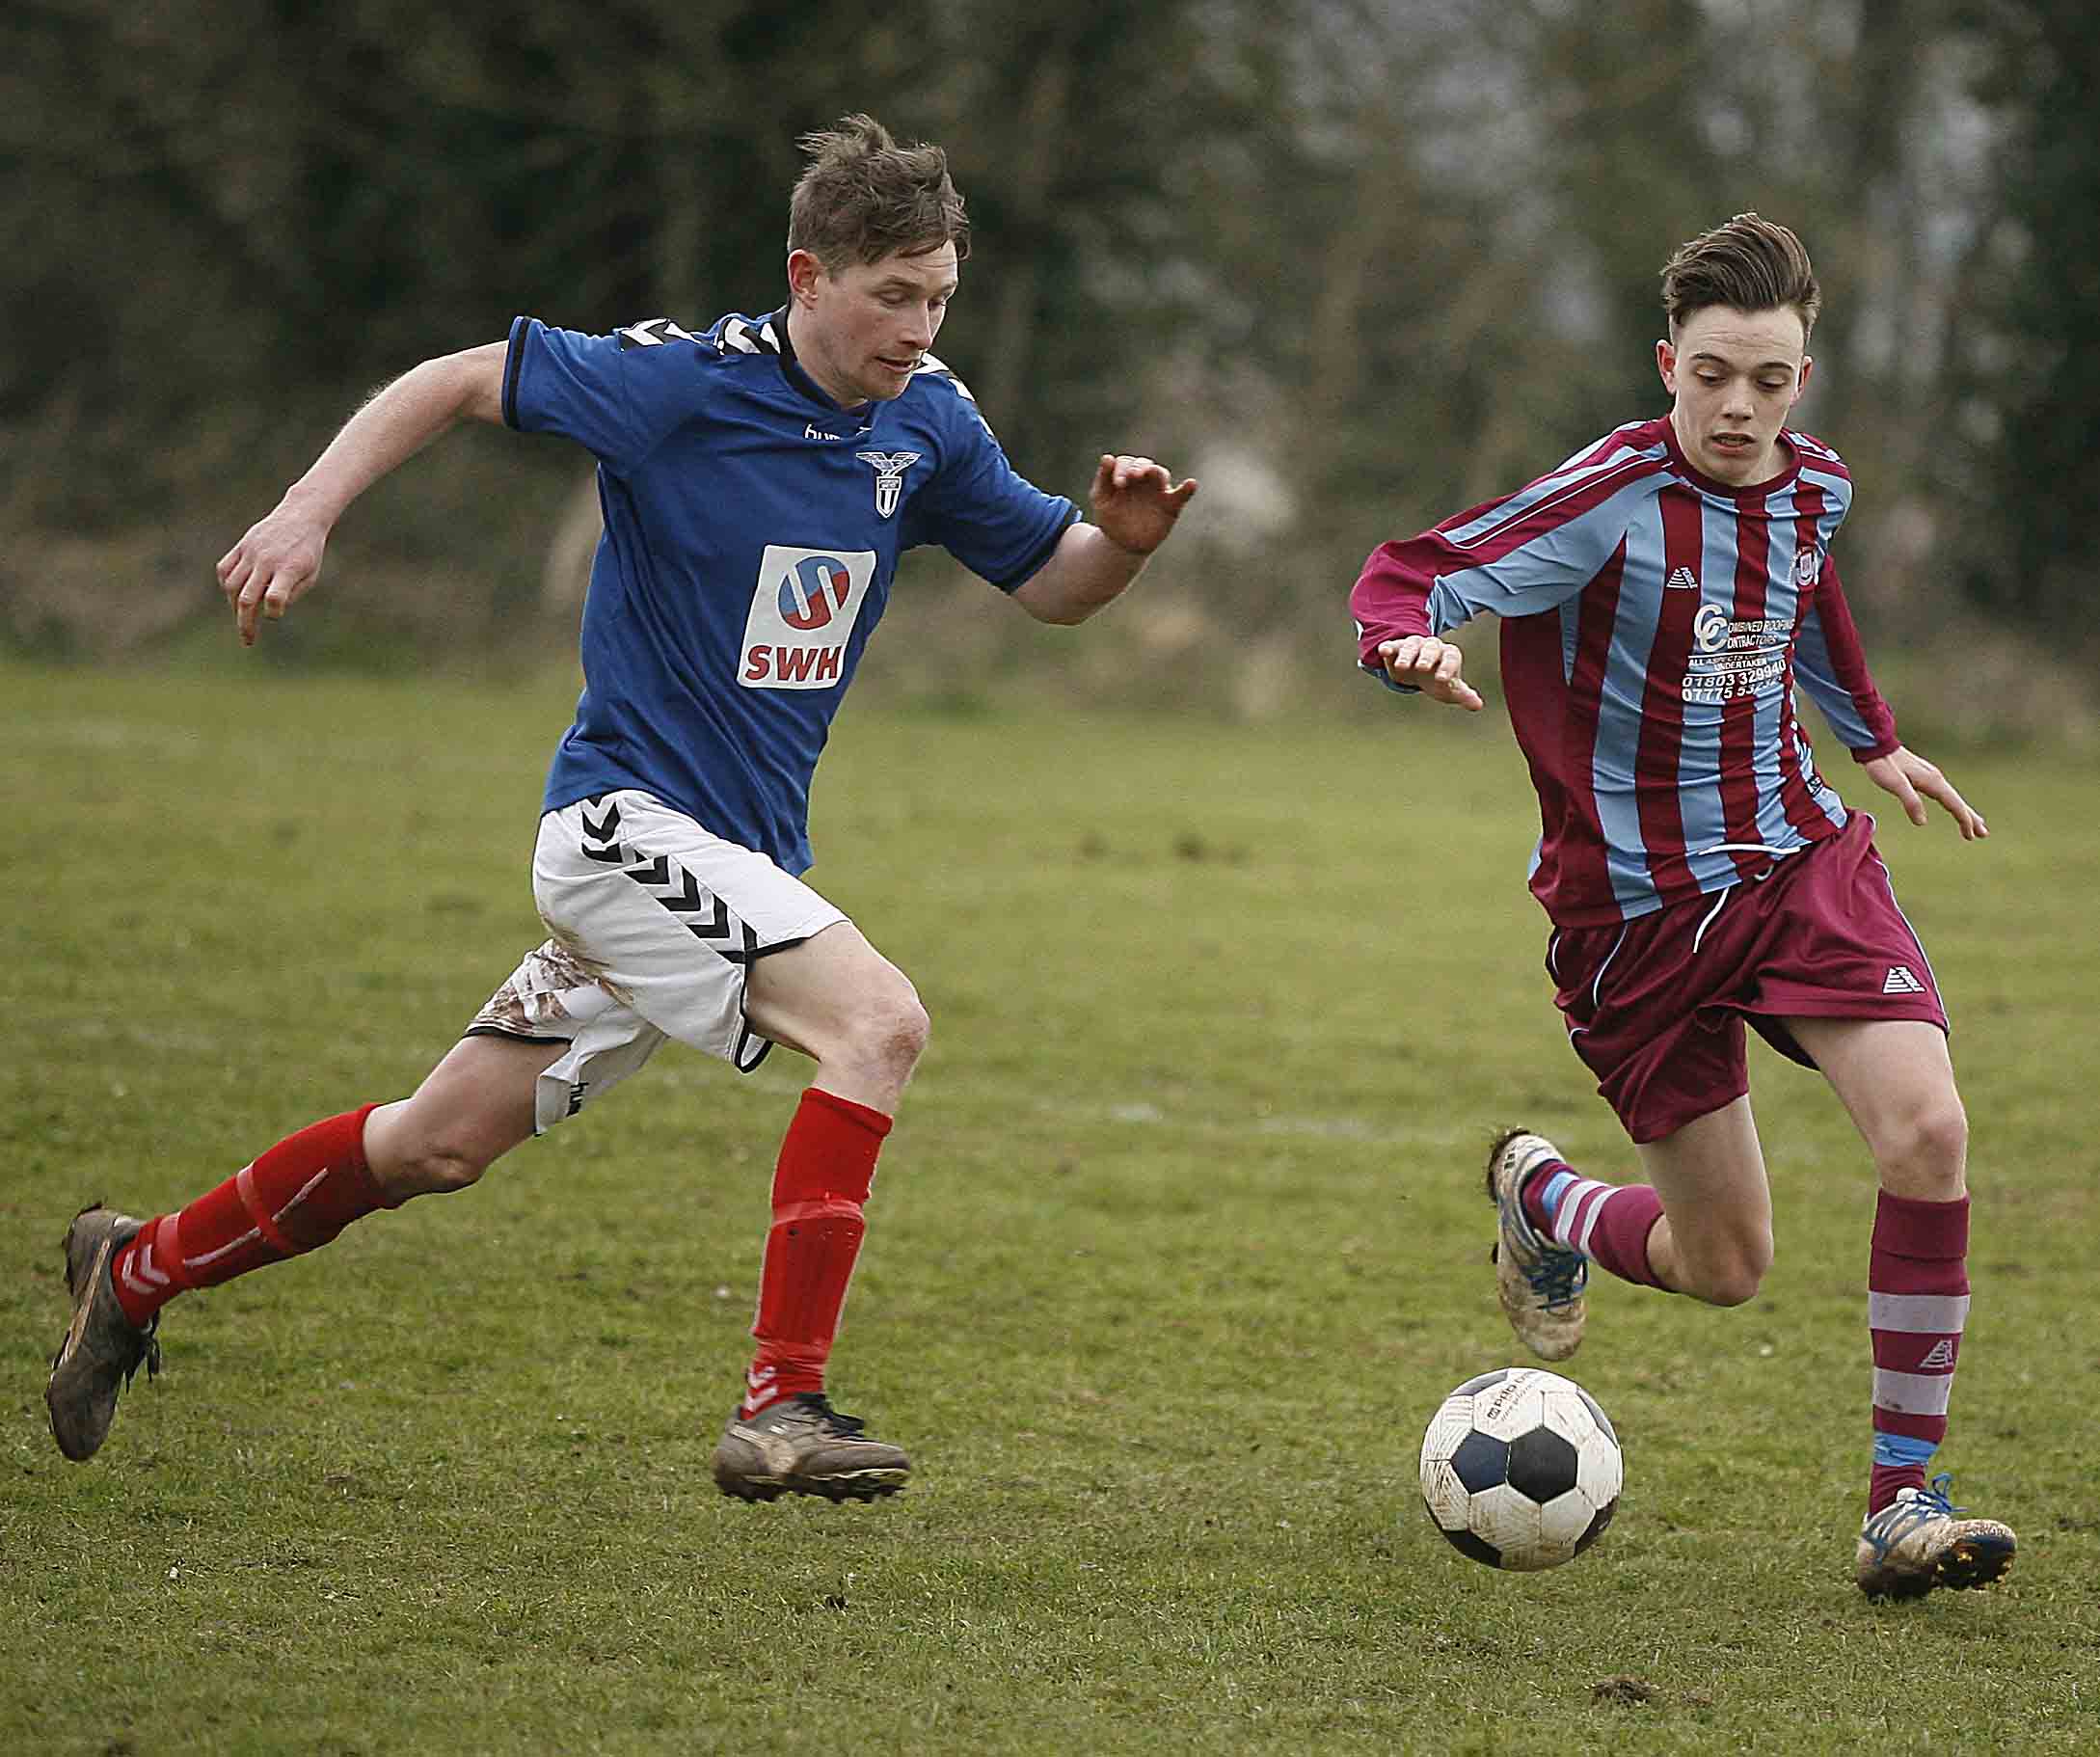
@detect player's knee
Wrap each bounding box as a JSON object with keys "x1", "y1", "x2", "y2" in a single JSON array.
[
  {"x1": 839, "y1": 983, "x2": 929, "y2": 1080},
  {"x1": 381, "y1": 1135, "x2": 495, "y2": 1200},
  {"x1": 1875, "y1": 1094, "x2": 1969, "y2": 1198},
  {"x1": 1696, "y1": 1262, "x2": 1766, "y2": 1309},
  {"x1": 1685, "y1": 1234, "x2": 1771, "y2": 1308}
]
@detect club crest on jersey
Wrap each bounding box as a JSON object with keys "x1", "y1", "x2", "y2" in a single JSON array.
[
  {"x1": 856, "y1": 450, "x2": 921, "y2": 519},
  {"x1": 1794, "y1": 542, "x2": 1820, "y2": 585}
]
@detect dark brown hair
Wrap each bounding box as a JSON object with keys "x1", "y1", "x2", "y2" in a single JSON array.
[
  {"x1": 1660, "y1": 212, "x2": 1820, "y2": 339},
  {"x1": 787, "y1": 114, "x2": 969, "y2": 270}
]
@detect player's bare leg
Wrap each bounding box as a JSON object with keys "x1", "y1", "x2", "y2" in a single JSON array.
[
  {"x1": 1487, "y1": 1100, "x2": 1776, "y2": 1366},
  {"x1": 362, "y1": 1033, "x2": 558, "y2": 1199},
  {"x1": 45, "y1": 1035, "x2": 554, "y2": 1463},
  {"x1": 1783, "y1": 1017, "x2": 2013, "y2": 1597},
  {"x1": 742, "y1": 921, "x2": 929, "y2": 1114},
  {"x1": 1633, "y1": 1098, "x2": 1775, "y2": 1308},
  {"x1": 710, "y1": 922, "x2": 925, "y2": 1501}
]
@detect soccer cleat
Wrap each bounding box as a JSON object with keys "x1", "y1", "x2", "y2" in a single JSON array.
[
  {"x1": 1486, "y1": 1128, "x2": 1588, "y2": 1362},
  {"x1": 1855, "y1": 1473, "x2": 2016, "y2": 1599},
  {"x1": 45, "y1": 1204, "x2": 162, "y2": 1463},
  {"x1": 712, "y1": 1392, "x2": 910, "y2": 1503}
]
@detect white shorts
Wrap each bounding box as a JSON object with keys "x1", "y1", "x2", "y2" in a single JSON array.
[{"x1": 467, "y1": 791, "x2": 847, "y2": 1133}]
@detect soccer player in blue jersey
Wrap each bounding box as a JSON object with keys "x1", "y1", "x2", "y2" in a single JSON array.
[
  {"x1": 47, "y1": 116, "x2": 1196, "y2": 1502},
  {"x1": 1350, "y1": 214, "x2": 2014, "y2": 1597}
]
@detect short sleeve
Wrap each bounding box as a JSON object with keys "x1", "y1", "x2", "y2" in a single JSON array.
[
  {"x1": 502, "y1": 315, "x2": 703, "y2": 476},
  {"x1": 902, "y1": 383, "x2": 1077, "y2": 590}
]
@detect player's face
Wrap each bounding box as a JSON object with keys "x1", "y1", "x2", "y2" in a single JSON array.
[
  {"x1": 787, "y1": 242, "x2": 958, "y2": 408},
  {"x1": 1656, "y1": 305, "x2": 1813, "y2": 487}
]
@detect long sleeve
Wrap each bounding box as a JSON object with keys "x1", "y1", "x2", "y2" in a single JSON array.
[
  {"x1": 1793, "y1": 555, "x2": 1899, "y2": 761},
  {"x1": 1351, "y1": 436, "x2": 1668, "y2": 688}
]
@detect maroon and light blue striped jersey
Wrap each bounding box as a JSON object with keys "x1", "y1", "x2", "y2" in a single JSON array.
[{"x1": 1351, "y1": 416, "x2": 1899, "y2": 929}]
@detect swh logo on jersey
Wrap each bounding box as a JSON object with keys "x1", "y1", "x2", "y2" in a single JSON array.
[
  {"x1": 740, "y1": 545, "x2": 876, "y2": 689},
  {"x1": 856, "y1": 450, "x2": 920, "y2": 519}
]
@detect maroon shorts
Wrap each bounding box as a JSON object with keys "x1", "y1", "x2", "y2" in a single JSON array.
[{"x1": 1546, "y1": 813, "x2": 1949, "y2": 1144}]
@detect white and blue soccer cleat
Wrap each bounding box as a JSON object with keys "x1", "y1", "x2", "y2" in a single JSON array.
[
  {"x1": 1855, "y1": 1473, "x2": 2015, "y2": 1599},
  {"x1": 1486, "y1": 1129, "x2": 1588, "y2": 1362}
]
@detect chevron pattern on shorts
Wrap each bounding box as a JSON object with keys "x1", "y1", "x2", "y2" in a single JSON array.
[
  {"x1": 579, "y1": 798, "x2": 627, "y2": 863},
  {"x1": 571, "y1": 800, "x2": 764, "y2": 964},
  {"x1": 633, "y1": 857, "x2": 761, "y2": 963},
  {"x1": 624, "y1": 851, "x2": 762, "y2": 964}
]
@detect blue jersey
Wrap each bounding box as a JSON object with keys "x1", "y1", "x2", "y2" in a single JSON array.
[{"x1": 503, "y1": 309, "x2": 1077, "y2": 873}]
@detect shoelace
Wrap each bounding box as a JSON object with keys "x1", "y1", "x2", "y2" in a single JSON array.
[
  {"x1": 1863, "y1": 1473, "x2": 1964, "y2": 1559},
  {"x1": 1522, "y1": 1249, "x2": 1588, "y2": 1311},
  {"x1": 789, "y1": 1393, "x2": 869, "y2": 1439},
  {"x1": 130, "y1": 1318, "x2": 163, "y2": 1387}
]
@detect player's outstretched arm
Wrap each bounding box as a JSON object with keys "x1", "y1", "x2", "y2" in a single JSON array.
[
  {"x1": 1374, "y1": 635, "x2": 1485, "y2": 711},
  {"x1": 1011, "y1": 454, "x2": 1197, "y2": 626},
  {"x1": 218, "y1": 340, "x2": 509, "y2": 645},
  {"x1": 1861, "y1": 745, "x2": 1988, "y2": 840}
]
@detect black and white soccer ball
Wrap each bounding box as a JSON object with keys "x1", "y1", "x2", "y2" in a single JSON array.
[{"x1": 1419, "y1": 1367, "x2": 1622, "y2": 1571}]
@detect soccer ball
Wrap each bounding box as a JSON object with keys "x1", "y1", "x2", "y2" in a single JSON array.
[{"x1": 1418, "y1": 1367, "x2": 1622, "y2": 1571}]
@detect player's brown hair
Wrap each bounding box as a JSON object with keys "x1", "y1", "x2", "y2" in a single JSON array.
[
  {"x1": 1660, "y1": 212, "x2": 1821, "y2": 340},
  {"x1": 788, "y1": 115, "x2": 969, "y2": 270}
]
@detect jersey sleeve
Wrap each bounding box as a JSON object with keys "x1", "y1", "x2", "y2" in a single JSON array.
[
  {"x1": 1351, "y1": 472, "x2": 1642, "y2": 689},
  {"x1": 501, "y1": 315, "x2": 702, "y2": 476},
  {"x1": 1792, "y1": 554, "x2": 1899, "y2": 760},
  {"x1": 902, "y1": 377, "x2": 1077, "y2": 589}
]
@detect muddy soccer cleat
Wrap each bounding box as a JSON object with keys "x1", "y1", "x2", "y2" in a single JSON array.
[
  {"x1": 1486, "y1": 1129, "x2": 1588, "y2": 1362},
  {"x1": 712, "y1": 1392, "x2": 910, "y2": 1503},
  {"x1": 45, "y1": 1204, "x2": 162, "y2": 1463},
  {"x1": 1855, "y1": 1473, "x2": 2016, "y2": 1599}
]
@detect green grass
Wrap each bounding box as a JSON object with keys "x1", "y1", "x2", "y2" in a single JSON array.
[{"x1": 3, "y1": 660, "x2": 2095, "y2": 1755}]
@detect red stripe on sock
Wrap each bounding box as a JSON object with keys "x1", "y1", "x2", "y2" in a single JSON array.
[
  {"x1": 1872, "y1": 1188, "x2": 1970, "y2": 1260},
  {"x1": 1871, "y1": 1331, "x2": 1962, "y2": 1371},
  {"x1": 235, "y1": 1161, "x2": 299, "y2": 1257}
]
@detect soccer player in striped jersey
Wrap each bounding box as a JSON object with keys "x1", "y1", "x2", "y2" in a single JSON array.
[
  {"x1": 44, "y1": 116, "x2": 1195, "y2": 1502},
  {"x1": 1350, "y1": 214, "x2": 2013, "y2": 1598}
]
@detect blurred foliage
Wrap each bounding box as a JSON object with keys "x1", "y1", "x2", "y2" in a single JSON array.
[
  {"x1": 1952, "y1": 0, "x2": 2100, "y2": 643},
  {"x1": 1, "y1": 0, "x2": 2093, "y2": 717}
]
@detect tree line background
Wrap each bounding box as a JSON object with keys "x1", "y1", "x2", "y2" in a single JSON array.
[{"x1": 4, "y1": 0, "x2": 2093, "y2": 733}]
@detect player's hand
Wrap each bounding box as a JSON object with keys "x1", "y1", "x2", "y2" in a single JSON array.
[
  {"x1": 1376, "y1": 635, "x2": 1484, "y2": 711},
  {"x1": 1088, "y1": 454, "x2": 1198, "y2": 556},
  {"x1": 1862, "y1": 745, "x2": 1987, "y2": 840},
  {"x1": 217, "y1": 501, "x2": 331, "y2": 646}
]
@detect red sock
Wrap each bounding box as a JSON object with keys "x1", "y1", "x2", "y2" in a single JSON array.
[
  {"x1": 110, "y1": 1107, "x2": 386, "y2": 1327},
  {"x1": 742, "y1": 1088, "x2": 891, "y2": 1418},
  {"x1": 1868, "y1": 1190, "x2": 1970, "y2": 1515}
]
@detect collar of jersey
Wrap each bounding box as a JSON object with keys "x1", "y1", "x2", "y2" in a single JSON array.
[
  {"x1": 1657, "y1": 416, "x2": 1803, "y2": 502},
  {"x1": 764, "y1": 306, "x2": 878, "y2": 435}
]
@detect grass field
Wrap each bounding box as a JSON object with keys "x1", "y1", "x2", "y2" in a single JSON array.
[{"x1": 3, "y1": 659, "x2": 2095, "y2": 1755}]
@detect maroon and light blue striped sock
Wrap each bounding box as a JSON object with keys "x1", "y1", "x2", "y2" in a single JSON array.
[
  {"x1": 1523, "y1": 1160, "x2": 1666, "y2": 1288},
  {"x1": 1867, "y1": 1189, "x2": 1970, "y2": 1515}
]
